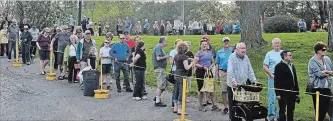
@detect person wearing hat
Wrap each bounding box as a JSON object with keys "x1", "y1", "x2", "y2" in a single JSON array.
[
  {"x1": 29, "y1": 25, "x2": 39, "y2": 58},
  {"x1": 6, "y1": 19, "x2": 19, "y2": 62},
  {"x1": 74, "y1": 26, "x2": 83, "y2": 41},
  {"x1": 19, "y1": 18, "x2": 30, "y2": 32},
  {"x1": 152, "y1": 36, "x2": 169, "y2": 107},
  {"x1": 50, "y1": 25, "x2": 71, "y2": 80},
  {"x1": 20, "y1": 25, "x2": 33, "y2": 65},
  {"x1": 214, "y1": 37, "x2": 233, "y2": 114}
]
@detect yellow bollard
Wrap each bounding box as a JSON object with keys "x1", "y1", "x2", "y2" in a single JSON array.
[
  {"x1": 94, "y1": 57, "x2": 109, "y2": 99},
  {"x1": 315, "y1": 91, "x2": 320, "y2": 121},
  {"x1": 12, "y1": 40, "x2": 21, "y2": 67},
  {"x1": 46, "y1": 51, "x2": 56, "y2": 80},
  {"x1": 174, "y1": 77, "x2": 191, "y2": 121}
]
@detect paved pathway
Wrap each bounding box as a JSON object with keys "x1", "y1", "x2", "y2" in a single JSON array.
[{"x1": 0, "y1": 57, "x2": 267, "y2": 121}]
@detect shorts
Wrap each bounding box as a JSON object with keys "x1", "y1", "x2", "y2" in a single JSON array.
[
  {"x1": 57, "y1": 53, "x2": 64, "y2": 65},
  {"x1": 102, "y1": 64, "x2": 111, "y2": 74},
  {"x1": 154, "y1": 68, "x2": 168, "y2": 90},
  {"x1": 218, "y1": 70, "x2": 228, "y2": 93},
  {"x1": 39, "y1": 49, "x2": 50, "y2": 60}
]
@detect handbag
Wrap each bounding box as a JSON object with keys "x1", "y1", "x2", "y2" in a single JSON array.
[
  {"x1": 166, "y1": 60, "x2": 176, "y2": 84},
  {"x1": 200, "y1": 70, "x2": 215, "y2": 93}
]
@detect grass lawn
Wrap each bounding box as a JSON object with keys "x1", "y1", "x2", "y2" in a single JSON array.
[{"x1": 92, "y1": 32, "x2": 329, "y2": 120}]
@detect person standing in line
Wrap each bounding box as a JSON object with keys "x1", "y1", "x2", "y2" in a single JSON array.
[
  {"x1": 20, "y1": 25, "x2": 33, "y2": 65},
  {"x1": 194, "y1": 40, "x2": 221, "y2": 112},
  {"x1": 29, "y1": 25, "x2": 39, "y2": 58},
  {"x1": 117, "y1": 19, "x2": 124, "y2": 36},
  {"x1": 69, "y1": 15, "x2": 75, "y2": 32},
  {"x1": 125, "y1": 32, "x2": 135, "y2": 86},
  {"x1": 153, "y1": 21, "x2": 159, "y2": 36},
  {"x1": 37, "y1": 28, "x2": 51, "y2": 75},
  {"x1": 160, "y1": 20, "x2": 165, "y2": 36},
  {"x1": 184, "y1": 41, "x2": 194, "y2": 101},
  {"x1": 166, "y1": 21, "x2": 173, "y2": 36},
  {"x1": 192, "y1": 19, "x2": 200, "y2": 35},
  {"x1": 215, "y1": 37, "x2": 233, "y2": 114},
  {"x1": 132, "y1": 40, "x2": 147, "y2": 100},
  {"x1": 152, "y1": 36, "x2": 169, "y2": 107},
  {"x1": 74, "y1": 27, "x2": 83, "y2": 41},
  {"x1": 0, "y1": 28, "x2": 8, "y2": 57},
  {"x1": 109, "y1": 34, "x2": 133, "y2": 93},
  {"x1": 63, "y1": 35, "x2": 79, "y2": 83},
  {"x1": 135, "y1": 21, "x2": 142, "y2": 35},
  {"x1": 263, "y1": 38, "x2": 283, "y2": 121},
  {"x1": 100, "y1": 40, "x2": 112, "y2": 90},
  {"x1": 19, "y1": 19, "x2": 30, "y2": 32},
  {"x1": 308, "y1": 42, "x2": 333, "y2": 121},
  {"x1": 169, "y1": 39, "x2": 183, "y2": 107},
  {"x1": 227, "y1": 42, "x2": 258, "y2": 121},
  {"x1": 50, "y1": 26, "x2": 71, "y2": 80},
  {"x1": 131, "y1": 36, "x2": 147, "y2": 95},
  {"x1": 124, "y1": 17, "x2": 132, "y2": 34},
  {"x1": 173, "y1": 42, "x2": 195, "y2": 115},
  {"x1": 98, "y1": 21, "x2": 102, "y2": 36},
  {"x1": 6, "y1": 19, "x2": 19, "y2": 62},
  {"x1": 81, "y1": 17, "x2": 88, "y2": 32},
  {"x1": 143, "y1": 19, "x2": 150, "y2": 35},
  {"x1": 274, "y1": 50, "x2": 300, "y2": 121}
]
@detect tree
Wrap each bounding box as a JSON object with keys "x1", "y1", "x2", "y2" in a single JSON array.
[
  {"x1": 239, "y1": 1, "x2": 266, "y2": 48},
  {"x1": 328, "y1": 1, "x2": 333, "y2": 51}
]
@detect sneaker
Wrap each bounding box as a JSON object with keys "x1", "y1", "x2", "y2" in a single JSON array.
[
  {"x1": 7, "y1": 59, "x2": 11, "y2": 62},
  {"x1": 141, "y1": 96, "x2": 148, "y2": 100},
  {"x1": 117, "y1": 90, "x2": 122, "y2": 93},
  {"x1": 133, "y1": 97, "x2": 142, "y2": 101},
  {"x1": 126, "y1": 89, "x2": 133, "y2": 92},
  {"x1": 211, "y1": 105, "x2": 221, "y2": 111},
  {"x1": 106, "y1": 86, "x2": 111, "y2": 90},
  {"x1": 27, "y1": 62, "x2": 30, "y2": 65},
  {"x1": 155, "y1": 102, "x2": 167, "y2": 107}
]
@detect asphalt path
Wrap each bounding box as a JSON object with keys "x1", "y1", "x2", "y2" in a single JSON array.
[{"x1": 0, "y1": 57, "x2": 265, "y2": 121}]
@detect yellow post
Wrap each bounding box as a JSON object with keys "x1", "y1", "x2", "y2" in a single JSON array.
[
  {"x1": 46, "y1": 51, "x2": 56, "y2": 80},
  {"x1": 315, "y1": 91, "x2": 320, "y2": 121},
  {"x1": 94, "y1": 56, "x2": 109, "y2": 99},
  {"x1": 174, "y1": 77, "x2": 191, "y2": 121},
  {"x1": 12, "y1": 40, "x2": 21, "y2": 67}
]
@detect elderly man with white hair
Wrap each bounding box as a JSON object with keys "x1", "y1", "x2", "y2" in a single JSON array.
[
  {"x1": 263, "y1": 38, "x2": 282, "y2": 121},
  {"x1": 227, "y1": 42, "x2": 258, "y2": 121}
]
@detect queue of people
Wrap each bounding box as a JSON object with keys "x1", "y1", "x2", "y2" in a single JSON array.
[{"x1": 1, "y1": 22, "x2": 333, "y2": 121}]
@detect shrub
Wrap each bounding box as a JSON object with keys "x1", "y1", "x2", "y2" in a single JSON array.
[{"x1": 264, "y1": 15, "x2": 299, "y2": 33}]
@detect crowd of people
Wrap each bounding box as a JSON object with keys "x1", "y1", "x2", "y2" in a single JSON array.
[
  {"x1": 298, "y1": 19, "x2": 329, "y2": 32},
  {"x1": 79, "y1": 17, "x2": 241, "y2": 36},
  {"x1": 0, "y1": 17, "x2": 333, "y2": 121}
]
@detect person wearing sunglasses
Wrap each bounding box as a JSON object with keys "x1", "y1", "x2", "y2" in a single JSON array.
[
  {"x1": 109, "y1": 34, "x2": 133, "y2": 93},
  {"x1": 307, "y1": 42, "x2": 333, "y2": 121},
  {"x1": 75, "y1": 30, "x2": 97, "y2": 84}
]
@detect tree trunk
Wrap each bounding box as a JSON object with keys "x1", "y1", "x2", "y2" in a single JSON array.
[
  {"x1": 328, "y1": 1, "x2": 333, "y2": 51},
  {"x1": 318, "y1": 1, "x2": 326, "y2": 24},
  {"x1": 239, "y1": 1, "x2": 267, "y2": 48}
]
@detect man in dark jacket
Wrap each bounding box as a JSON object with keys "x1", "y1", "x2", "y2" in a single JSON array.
[
  {"x1": 274, "y1": 50, "x2": 300, "y2": 121},
  {"x1": 21, "y1": 25, "x2": 33, "y2": 65}
]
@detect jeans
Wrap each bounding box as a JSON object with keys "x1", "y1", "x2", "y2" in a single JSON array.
[
  {"x1": 53, "y1": 51, "x2": 58, "y2": 69},
  {"x1": 173, "y1": 75, "x2": 184, "y2": 105},
  {"x1": 133, "y1": 69, "x2": 145, "y2": 97},
  {"x1": 7, "y1": 41, "x2": 16, "y2": 60},
  {"x1": 187, "y1": 76, "x2": 192, "y2": 92},
  {"x1": 268, "y1": 77, "x2": 279, "y2": 119},
  {"x1": 21, "y1": 41, "x2": 31, "y2": 63},
  {"x1": 114, "y1": 63, "x2": 130, "y2": 90}
]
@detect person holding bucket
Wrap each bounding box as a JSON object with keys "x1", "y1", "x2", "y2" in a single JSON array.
[{"x1": 194, "y1": 39, "x2": 220, "y2": 112}]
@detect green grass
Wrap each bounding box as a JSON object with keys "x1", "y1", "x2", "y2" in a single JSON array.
[{"x1": 92, "y1": 32, "x2": 330, "y2": 121}]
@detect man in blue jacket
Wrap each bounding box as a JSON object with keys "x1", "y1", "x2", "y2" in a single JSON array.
[{"x1": 109, "y1": 34, "x2": 132, "y2": 93}]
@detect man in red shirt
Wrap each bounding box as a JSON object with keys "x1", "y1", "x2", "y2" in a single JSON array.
[{"x1": 124, "y1": 31, "x2": 136, "y2": 88}]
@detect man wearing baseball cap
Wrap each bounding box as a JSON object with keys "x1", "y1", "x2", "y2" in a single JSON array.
[
  {"x1": 215, "y1": 37, "x2": 233, "y2": 114},
  {"x1": 6, "y1": 19, "x2": 19, "y2": 62},
  {"x1": 20, "y1": 25, "x2": 33, "y2": 65}
]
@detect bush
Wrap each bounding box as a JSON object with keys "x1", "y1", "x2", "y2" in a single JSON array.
[{"x1": 264, "y1": 15, "x2": 299, "y2": 33}]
